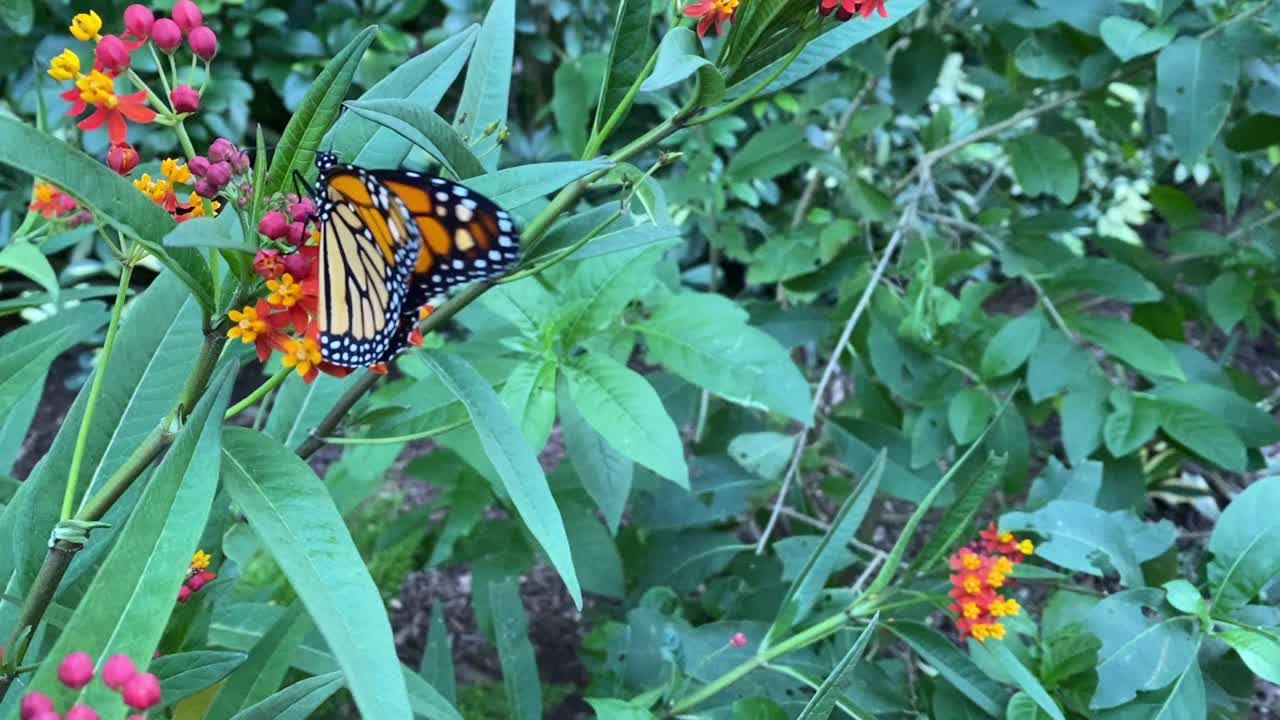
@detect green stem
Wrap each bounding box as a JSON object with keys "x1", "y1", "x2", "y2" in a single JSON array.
[
  {"x1": 61, "y1": 263, "x2": 133, "y2": 520},
  {"x1": 322, "y1": 417, "x2": 472, "y2": 445},
  {"x1": 583, "y1": 48, "x2": 661, "y2": 160},
  {"x1": 688, "y1": 34, "x2": 810, "y2": 127},
  {"x1": 174, "y1": 119, "x2": 198, "y2": 161},
  {"x1": 127, "y1": 66, "x2": 169, "y2": 115},
  {"x1": 224, "y1": 365, "x2": 292, "y2": 421},
  {"x1": 503, "y1": 209, "x2": 623, "y2": 282}
]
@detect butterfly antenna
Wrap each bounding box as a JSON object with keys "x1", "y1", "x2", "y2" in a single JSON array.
[{"x1": 293, "y1": 169, "x2": 317, "y2": 201}]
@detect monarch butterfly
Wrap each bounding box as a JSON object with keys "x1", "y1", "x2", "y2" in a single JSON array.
[{"x1": 304, "y1": 151, "x2": 520, "y2": 367}]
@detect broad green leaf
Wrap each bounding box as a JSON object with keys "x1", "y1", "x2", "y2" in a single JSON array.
[
  {"x1": 152, "y1": 651, "x2": 247, "y2": 708},
  {"x1": 163, "y1": 211, "x2": 252, "y2": 252},
  {"x1": 981, "y1": 313, "x2": 1043, "y2": 379},
  {"x1": 483, "y1": 277, "x2": 556, "y2": 338},
  {"x1": 265, "y1": 26, "x2": 376, "y2": 195},
  {"x1": 0, "y1": 242, "x2": 57, "y2": 299},
  {"x1": 1207, "y1": 476, "x2": 1280, "y2": 611},
  {"x1": 0, "y1": 116, "x2": 212, "y2": 310},
  {"x1": 1006, "y1": 692, "x2": 1054, "y2": 720},
  {"x1": 1075, "y1": 315, "x2": 1185, "y2": 380},
  {"x1": 1157, "y1": 400, "x2": 1246, "y2": 472},
  {"x1": 264, "y1": 370, "x2": 363, "y2": 450},
  {"x1": 0, "y1": 0, "x2": 32, "y2": 33},
  {"x1": 891, "y1": 32, "x2": 947, "y2": 113},
  {"x1": 1100, "y1": 17, "x2": 1175, "y2": 61},
  {"x1": 500, "y1": 359, "x2": 557, "y2": 451},
  {"x1": 563, "y1": 352, "x2": 688, "y2": 488},
  {"x1": 638, "y1": 293, "x2": 813, "y2": 425},
  {"x1": 206, "y1": 604, "x2": 311, "y2": 720},
  {"x1": 728, "y1": 432, "x2": 797, "y2": 480},
  {"x1": 1083, "y1": 588, "x2": 1199, "y2": 708},
  {"x1": 828, "y1": 420, "x2": 939, "y2": 503},
  {"x1": 559, "y1": 378, "x2": 632, "y2": 534},
  {"x1": 229, "y1": 672, "x2": 345, "y2": 720},
  {"x1": 1148, "y1": 652, "x2": 1206, "y2": 720},
  {"x1": 726, "y1": 124, "x2": 820, "y2": 182},
  {"x1": 639, "y1": 27, "x2": 724, "y2": 107},
  {"x1": 586, "y1": 698, "x2": 658, "y2": 720},
  {"x1": 979, "y1": 642, "x2": 1065, "y2": 720},
  {"x1": 21, "y1": 367, "x2": 233, "y2": 718},
  {"x1": 422, "y1": 352, "x2": 582, "y2": 607},
  {"x1": 566, "y1": 223, "x2": 682, "y2": 260},
  {"x1": 1155, "y1": 37, "x2": 1240, "y2": 166},
  {"x1": 488, "y1": 577, "x2": 542, "y2": 720},
  {"x1": 0, "y1": 303, "x2": 106, "y2": 420},
  {"x1": 1163, "y1": 580, "x2": 1206, "y2": 617},
  {"x1": 221, "y1": 428, "x2": 413, "y2": 719},
  {"x1": 1026, "y1": 328, "x2": 1095, "y2": 402},
  {"x1": 1217, "y1": 628, "x2": 1280, "y2": 684},
  {"x1": 794, "y1": 616, "x2": 879, "y2": 720},
  {"x1": 420, "y1": 604, "x2": 457, "y2": 706},
  {"x1": 328, "y1": 26, "x2": 479, "y2": 166},
  {"x1": 1014, "y1": 35, "x2": 1073, "y2": 80},
  {"x1": 468, "y1": 160, "x2": 613, "y2": 209},
  {"x1": 1103, "y1": 392, "x2": 1162, "y2": 457},
  {"x1": 455, "y1": 0, "x2": 515, "y2": 171},
  {"x1": 1225, "y1": 112, "x2": 1280, "y2": 152},
  {"x1": 592, "y1": 0, "x2": 654, "y2": 136},
  {"x1": 1205, "y1": 271, "x2": 1250, "y2": 332},
  {"x1": 561, "y1": 244, "x2": 665, "y2": 346},
  {"x1": 1007, "y1": 134, "x2": 1079, "y2": 203},
  {"x1": 721, "y1": 0, "x2": 793, "y2": 73},
  {"x1": 0, "y1": 383, "x2": 41, "y2": 475},
  {"x1": 949, "y1": 388, "x2": 995, "y2": 445},
  {"x1": 562, "y1": 509, "x2": 624, "y2": 597},
  {"x1": 553, "y1": 57, "x2": 596, "y2": 158},
  {"x1": 1044, "y1": 258, "x2": 1163, "y2": 304},
  {"x1": 343, "y1": 99, "x2": 487, "y2": 180},
  {"x1": 1002, "y1": 501, "x2": 1176, "y2": 587},
  {"x1": 886, "y1": 622, "x2": 1004, "y2": 715},
  {"x1": 1061, "y1": 385, "x2": 1107, "y2": 466}
]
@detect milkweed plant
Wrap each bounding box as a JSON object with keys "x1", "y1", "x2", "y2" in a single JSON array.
[{"x1": 0, "y1": 0, "x2": 1278, "y2": 718}]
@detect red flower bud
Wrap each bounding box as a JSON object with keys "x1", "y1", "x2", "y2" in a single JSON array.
[
  {"x1": 95, "y1": 34, "x2": 131, "y2": 75},
  {"x1": 122, "y1": 673, "x2": 162, "y2": 710},
  {"x1": 151, "y1": 18, "x2": 181, "y2": 53},
  {"x1": 66, "y1": 706, "x2": 100, "y2": 720},
  {"x1": 258, "y1": 211, "x2": 289, "y2": 240},
  {"x1": 288, "y1": 197, "x2": 317, "y2": 222},
  {"x1": 102, "y1": 654, "x2": 137, "y2": 690},
  {"x1": 107, "y1": 143, "x2": 139, "y2": 176},
  {"x1": 194, "y1": 178, "x2": 218, "y2": 199},
  {"x1": 205, "y1": 161, "x2": 232, "y2": 188},
  {"x1": 283, "y1": 251, "x2": 313, "y2": 280},
  {"x1": 188, "y1": 155, "x2": 210, "y2": 177},
  {"x1": 730, "y1": 632, "x2": 747, "y2": 648},
  {"x1": 208, "y1": 138, "x2": 235, "y2": 163},
  {"x1": 58, "y1": 651, "x2": 94, "y2": 689},
  {"x1": 19, "y1": 692, "x2": 54, "y2": 720},
  {"x1": 124, "y1": 4, "x2": 155, "y2": 40},
  {"x1": 177, "y1": 585, "x2": 192, "y2": 603},
  {"x1": 188, "y1": 26, "x2": 217, "y2": 62},
  {"x1": 170, "y1": 84, "x2": 199, "y2": 113},
  {"x1": 254, "y1": 248, "x2": 285, "y2": 279},
  {"x1": 172, "y1": 0, "x2": 204, "y2": 33},
  {"x1": 285, "y1": 221, "x2": 307, "y2": 247},
  {"x1": 186, "y1": 573, "x2": 208, "y2": 591}
]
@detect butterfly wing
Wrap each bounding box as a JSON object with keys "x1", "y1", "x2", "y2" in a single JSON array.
[{"x1": 314, "y1": 166, "x2": 421, "y2": 367}]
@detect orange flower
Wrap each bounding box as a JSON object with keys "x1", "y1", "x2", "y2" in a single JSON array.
[
  {"x1": 29, "y1": 182, "x2": 77, "y2": 218},
  {"x1": 266, "y1": 273, "x2": 303, "y2": 308},
  {"x1": 683, "y1": 0, "x2": 738, "y2": 37},
  {"x1": 281, "y1": 336, "x2": 322, "y2": 381},
  {"x1": 226, "y1": 300, "x2": 289, "y2": 362},
  {"x1": 946, "y1": 527, "x2": 1034, "y2": 642},
  {"x1": 60, "y1": 70, "x2": 156, "y2": 145}
]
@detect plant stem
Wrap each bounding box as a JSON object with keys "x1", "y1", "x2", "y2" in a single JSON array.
[
  {"x1": 583, "y1": 49, "x2": 661, "y2": 160},
  {"x1": 322, "y1": 417, "x2": 472, "y2": 445},
  {"x1": 225, "y1": 365, "x2": 292, "y2": 421},
  {"x1": 174, "y1": 119, "x2": 198, "y2": 161},
  {"x1": 61, "y1": 262, "x2": 133, "y2": 521}
]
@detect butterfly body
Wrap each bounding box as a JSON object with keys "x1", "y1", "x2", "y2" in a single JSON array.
[{"x1": 308, "y1": 152, "x2": 520, "y2": 367}]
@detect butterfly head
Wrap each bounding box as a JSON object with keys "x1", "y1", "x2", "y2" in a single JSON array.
[{"x1": 315, "y1": 151, "x2": 339, "y2": 170}]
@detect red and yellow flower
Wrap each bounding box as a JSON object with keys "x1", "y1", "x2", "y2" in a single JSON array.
[
  {"x1": 946, "y1": 524, "x2": 1034, "y2": 643},
  {"x1": 818, "y1": 0, "x2": 889, "y2": 21},
  {"x1": 683, "y1": 0, "x2": 739, "y2": 37},
  {"x1": 29, "y1": 182, "x2": 78, "y2": 219}
]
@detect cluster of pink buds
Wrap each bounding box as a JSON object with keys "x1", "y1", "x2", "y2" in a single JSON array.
[
  {"x1": 189, "y1": 138, "x2": 251, "y2": 201},
  {"x1": 20, "y1": 652, "x2": 161, "y2": 719},
  {"x1": 177, "y1": 550, "x2": 217, "y2": 603},
  {"x1": 257, "y1": 194, "x2": 317, "y2": 250}
]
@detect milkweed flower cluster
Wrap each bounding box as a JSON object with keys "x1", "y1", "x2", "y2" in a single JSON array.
[
  {"x1": 947, "y1": 523, "x2": 1034, "y2": 642},
  {"x1": 177, "y1": 549, "x2": 217, "y2": 603},
  {"x1": 818, "y1": 0, "x2": 889, "y2": 21},
  {"x1": 20, "y1": 651, "x2": 161, "y2": 719},
  {"x1": 28, "y1": 183, "x2": 91, "y2": 227},
  {"x1": 683, "y1": 0, "x2": 739, "y2": 37}
]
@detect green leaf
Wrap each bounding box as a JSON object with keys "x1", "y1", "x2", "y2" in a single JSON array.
[
  {"x1": 151, "y1": 651, "x2": 247, "y2": 708},
  {"x1": 1044, "y1": 258, "x2": 1163, "y2": 304},
  {"x1": 220, "y1": 428, "x2": 413, "y2": 719},
  {"x1": 1001, "y1": 500, "x2": 1176, "y2": 587},
  {"x1": 1006, "y1": 692, "x2": 1054, "y2": 720},
  {"x1": 1162, "y1": 579, "x2": 1206, "y2": 617},
  {"x1": 265, "y1": 26, "x2": 376, "y2": 195},
  {"x1": 1155, "y1": 37, "x2": 1240, "y2": 166},
  {"x1": 343, "y1": 99, "x2": 487, "y2": 180},
  {"x1": 1007, "y1": 134, "x2": 1080, "y2": 203},
  {"x1": 0, "y1": 304, "x2": 105, "y2": 420},
  {"x1": 1014, "y1": 35, "x2": 1074, "y2": 80},
  {"x1": 1153, "y1": 381, "x2": 1279, "y2": 447},
  {"x1": 592, "y1": 0, "x2": 654, "y2": 137},
  {"x1": 422, "y1": 352, "x2": 582, "y2": 607},
  {"x1": 566, "y1": 223, "x2": 682, "y2": 260},
  {"x1": 586, "y1": 698, "x2": 658, "y2": 720},
  {"x1": 563, "y1": 352, "x2": 688, "y2": 487},
  {"x1": 1103, "y1": 392, "x2": 1162, "y2": 457},
  {"x1": 229, "y1": 672, "x2": 345, "y2": 720},
  {"x1": 795, "y1": 616, "x2": 880, "y2": 720},
  {"x1": 559, "y1": 378, "x2": 632, "y2": 534},
  {"x1": 1099, "y1": 17, "x2": 1175, "y2": 62},
  {"x1": 21, "y1": 367, "x2": 233, "y2": 717},
  {"x1": 206, "y1": 604, "x2": 312, "y2": 720},
  {"x1": 500, "y1": 359, "x2": 557, "y2": 451},
  {"x1": 1061, "y1": 385, "x2": 1107, "y2": 466},
  {"x1": 1207, "y1": 476, "x2": 1280, "y2": 611},
  {"x1": 1157, "y1": 400, "x2": 1247, "y2": 472},
  {"x1": 909, "y1": 453, "x2": 1009, "y2": 574},
  {"x1": 728, "y1": 432, "x2": 797, "y2": 480},
  {"x1": 264, "y1": 371, "x2": 363, "y2": 450},
  {"x1": 886, "y1": 622, "x2": 1004, "y2": 715},
  {"x1": 891, "y1": 32, "x2": 947, "y2": 113},
  {"x1": 487, "y1": 577, "x2": 542, "y2": 719},
  {"x1": 1083, "y1": 588, "x2": 1199, "y2": 708},
  {"x1": 981, "y1": 313, "x2": 1043, "y2": 379},
  {"x1": 420, "y1": 604, "x2": 457, "y2": 706},
  {"x1": 1205, "y1": 271, "x2": 1250, "y2": 332},
  {"x1": 1217, "y1": 628, "x2": 1280, "y2": 684},
  {"x1": 455, "y1": 0, "x2": 515, "y2": 172},
  {"x1": 1075, "y1": 315, "x2": 1185, "y2": 380},
  {"x1": 0, "y1": 0, "x2": 32, "y2": 33},
  {"x1": 0, "y1": 116, "x2": 212, "y2": 310},
  {"x1": 562, "y1": 508, "x2": 624, "y2": 597},
  {"x1": 1225, "y1": 112, "x2": 1280, "y2": 152},
  {"x1": 329, "y1": 26, "x2": 479, "y2": 167},
  {"x1": 163, "y1": 211, "x2": 252, "y2": 252},
  {"x1": 561, "y1": 244, "x2": 664, "y2": 346},
  {"x1": 980, "y1": 641, "x2": 1065, "y2": 720},
  {"x1": 949, "y1": 388, "x2": 996, "y2": 445},
  {"x1": 726, "y1": 124, "x2": 821, "y2": 182},
  {"x1": 638, "y1": 293, "x2": 813, "y2": 425},
  {"x1": 0, "y1": 242, "x2": 57, "y2": 300},
  {"x1": 639, "y1": 27, "x2": 724, "y2": 107},
  {"x1": 468, "y1": 160, "x2": 613, "y2": 209},
  {"x1": 553, "y1": 58, "x2": 596, "y2": 158}
]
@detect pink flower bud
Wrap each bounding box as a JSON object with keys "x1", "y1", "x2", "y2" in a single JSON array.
[
  {"x1": 177, "y1": 585, "x2": 192, "y2": 603},
  {"x1": 123, "y1": 4, "x2": 154, "y2": 40},
  {"x1": 122, "y1": 673, "x2": 162, "y2": 710},
  {"x1": 172, "y1": 0, "x2": 203, "y2": 33},
  {"x1": 205, "y1": 161, "x2": 232, "y2": 188},
  {"x1": 102, "y1": 654, "x2": 138, "y2": 690},
  {"x1": 258, "y1": 211, "x2": 288, "y2": 240},
  {"x1": 188, "y1": 155, "x2": 210, "y2": 177},
  {"x1": 106, "y1": 143, "x2": 139, "y2": 176},
  {"x1": 285, "y1": 222, "x2": 307, "y2": 247},
  {"x1": 69, "y1": 211, "x2": 93, "y2": 227},
  {"x1": 730, "y1": 632, "x2": 747, "y2": 648},
  {"x1": 170, "y1": 84, "x2": 199, "y2": 114},
  {"x1": 188, "y1": 26, "x2": 217, "y2": 62},
  {"x1": 20, "y1": 692, "x2": 54, "y2": 720},
  {"x1": 95, "y1": 34, "x2": 131, "y2": 75},
  {"x1": 283, "y1": 251, "x2": 312, "y2": 280},
  {"x1": 28, "y1": 713, "x2": 60, "y2": 720},
  {"x1": 288, "y1": 197, "x2": 317, "y2": 222},
  {"x1": 207, "y1": 138, "x2": 235, "y2": 163},
  {"x1": 194, "y1": 179, "x2": 218, "y2": 199},
  {"x1": 58, "y1": 651, "x2": 94, "y2": 689},
  {"x1": 254, "y1": 248, "x2": 284, "y2": 279},
  {"x1": 151, "y1": 18, "x2": 181, "y2": 53},
  {"x1": 231, "y1": 150, "x2": 251, "y2": 174},
  {"x1": 66, "y1": 706, "x2": 99, "y2": 720},
  {"x1": 186, "y1": 573, "x2": 208, "y2": 591}
]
